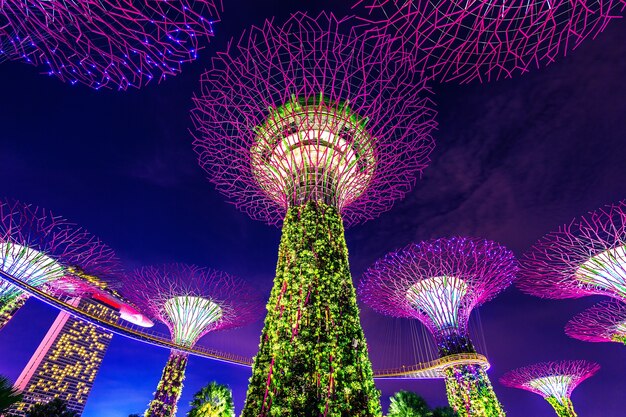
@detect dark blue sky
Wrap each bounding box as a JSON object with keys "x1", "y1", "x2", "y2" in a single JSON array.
[{"x1": 0, "y1": 1, "x2": 625, "y2": 416}]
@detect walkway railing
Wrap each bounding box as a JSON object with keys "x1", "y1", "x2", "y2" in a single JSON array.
[{"x1": 0, "y1": 270, "x2": 490, "y2": 379}]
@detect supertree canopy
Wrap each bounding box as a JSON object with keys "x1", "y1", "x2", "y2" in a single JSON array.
[
  {"x1": 0, "y1": 199, "x2": 118, "y2": 330},
  {"x1": 500, "y1": 360, "x2": 600, "y2": 417},
  {"x1": 0, "y1": 0, "x2": 222, "y2": 89},
  {"x1": 360, "y1": 237, "x2": 518, "y2": 417},
  {"x1": 122, "y1": 264, "x2": 260, "y2": 417},
  {"x1": 565, "y1": 300, "x2": 626, "y2": 344},
  {"x1": 191, "y1": 11, "x2": 436, "y2": 417},
  {"x1": 518, "y1": 200, "x2": 626, "y2": 301},
  {"x1": 354, "y1": 0, "x2": 626, "y2": 83}
]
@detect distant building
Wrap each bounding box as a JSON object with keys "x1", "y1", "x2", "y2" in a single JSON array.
[{"x1": 11, "y1": 297, "x2": 118, "y2": 416}]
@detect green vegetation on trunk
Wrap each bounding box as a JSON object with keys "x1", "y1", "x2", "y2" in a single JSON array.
[
  {"x1": 546, "y1": 396, "x2": 577, "y2": 417},
  {"x1": 145, "y1": 351, "x2": 188, "y2": 417},
  {"x1": 444, "y1": 364, "x2": 505, "y2": 417},
  {"x1": 241, "y1": 201, "x2": 381, "y2": 417}
]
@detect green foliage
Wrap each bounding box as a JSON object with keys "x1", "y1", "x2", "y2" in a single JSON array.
[
  {"x1": 0, "y1": 295, "x2": 27, "y2": 331},
  {"x1": 387, "y1": 391, "x2": 430, "y2": 417},
  {"x1": 241, "y1": 201, "x2": 381, "y2": 416},
  {"x1": 546, "y1": 396, "x2": 577, "y2": 417},
  {"x1": 0, "y1": 375, "x2": 22, "y2": 413},
  {"x1": 25, "y1": 398, "x2": 78, "y2": 417},
  {"x1": 145, "y1": 351, "x2": 189, "y2": 417},
  {"x1": 431, "y1": 406, "x2": 459, "y2": 417},
  {"x1": 444, "y1": 365, "x2": 505, "y2": 417},
  {"x1": 187, "y1": 382, "x2": 234, "y2": 417},
  {"x1": 385, "y1": 391, "x2": 459, "y2": 417}
]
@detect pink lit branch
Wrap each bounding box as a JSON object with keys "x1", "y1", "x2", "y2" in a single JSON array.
[
  {"x1": 519, "y1": 200, "x2": 626, "y2": 300},
  {"x1": 354, "y1": 0, "x2": 625, "y2": 83},
  {"x1": 566, "y1": 300, "x2": 626, "y2": 344}
]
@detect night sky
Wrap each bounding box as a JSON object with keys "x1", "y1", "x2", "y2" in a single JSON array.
[{"x1": 0, "y1": 1, "x2": 625, "y2": 416}]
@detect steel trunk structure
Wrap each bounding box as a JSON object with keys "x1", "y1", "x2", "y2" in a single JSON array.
[
  {"x1": 566, "y1": 300, "x2": 626, "y2": 344},
  {"x1": 360, "y1": 237, "x2": 518, "y2": 417},
  {"x1": 518, "y1": 200, "x2": 626, "y2": 301},
  {"x1": 121, "y1": 264, "x2": 259, "y2": 417},
  {"x1": 354, "y1": 0, "x2": 626, "y2": 83},
  {"x1": 0, "y1": 199, "x2": 118, "y2": 331},
  {"x1": 191, "y1": 11, "x2": 436, "y2": 417},
  {"x1": 0, "y1": 0, "x2": 222, "y2": 89},
  {"x1": 500, "y1": 360, "x2": 600, "y2": 417}
]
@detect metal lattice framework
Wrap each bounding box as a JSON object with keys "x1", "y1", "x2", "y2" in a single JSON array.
[
  {"x1": 566, "y1": 300, "x2": 626, "y2": 344},
  {"x1": 122, "y1": 264, "x2": 260, "y2": 347},
  {"x1": 0, "y1": 199, "x2": 118, "y2": 304},
  {"x1": 0, "y1": 0, "x2": 222, "y2": 89},
  {"x1": 191, "y1": 11, "x2": 437, "y2": 226},
  {"x1": 518, "y1": 200, "x2": 626, "y2": 301},
  {"x1": 500, "y1": 360, "x2": 600, "y2": 400},
  {"x1": 360, "y1": 237, "x2": 518, "y2": 344},
  {"x1": 354, "y1": 0, "x2": 626, "y2": 83}
]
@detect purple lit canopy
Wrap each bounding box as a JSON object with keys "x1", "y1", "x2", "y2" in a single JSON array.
[
  {"x1": 500, "y1": 360, "x2": 600, "y2": 400},
  {"x1": 121, "y1": 264, "x2": 260, "y2": 347},
  {"x1": 355, "y1": 0, "x2": 626, "y2": 83},
  {"x1": 0, "y1": 0, "x2": 222, "y2": 89},
  {"x1": 191, "y1": 11, "x2": 437, "y2": 226},
  {"x1": 518, "y1": 200, "x2": 626, "y2": 300},
  {"x1": 360, "y1": 237, "x2": 518, "y2": 340},
  {"x1": 0, "y1": 198, "x2": 118, "y2": 302},
  {"x1": 566, "y1": 300, "x2": 626, "y2": 344}
]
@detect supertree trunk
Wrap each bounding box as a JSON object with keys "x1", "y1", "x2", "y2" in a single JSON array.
[
  {"x1": 546, "y1": 397, "x2": 577, "y2": 417},
  {"x1": 145, "y1": 350, "x2": 189, "y2": 417},
  {"x1": 444, "y1": 364, "x2": 505, "y2": 417},
  {"x1": 0, "y1": 294, "x2": 28, "y2": 331},
  {"x1": 242, "y1": 201, "x2": 381, "y2": 417}
]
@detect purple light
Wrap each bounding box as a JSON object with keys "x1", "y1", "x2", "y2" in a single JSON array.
[{"x1": 0, "y1": 0, "x2": 222, "y2": 89}]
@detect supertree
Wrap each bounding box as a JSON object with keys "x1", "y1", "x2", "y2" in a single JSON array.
[
  {"x1": 518, "y1": 200, "x2": 626, "y2": 301},
  {"x1": 0, "y1": 0, "x2": 222, "y2": 89},
  {"x1": 500, "y1": 360, "x2": 600, "y2": 417},
  {"x1": 354, "y1": 0, "x2": 626, "y2": 83},
  {"x1": 191, "y1": 11, "x2": 436, "y2": 416},
  {"x1": 0, "y1": 199, "x2": 118, "y2": 330},
  {"x1": 565, "y1": 300, "x2": 626, "y2": 344},
  {"x1": 122, "y1": 264, "x2": 260, "y2": 417},
  {"x1": 360, "y1": 237, "x2": 518, "y2": 417}
]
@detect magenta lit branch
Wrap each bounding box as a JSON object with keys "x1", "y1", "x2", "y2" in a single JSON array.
[
  {"x1": 191, "y1": 11, "x2": 437, "y2": 227},
  {"x1": 122, "y1": 264, "x2": 260, "y2": 417},
  {"x1": 0, "y1": 198, "x2": 119, "y2": 330},
  {"x1": 501, "y1": 360, "x2": 600, "y2": 417},
  {"x1": 566, "y1": 300, "x2": 626, "y2": 344},
  {"x1": 519, "y1": 200, "x2": 626, "y2": 301},
  {"x1": 360, "y1": 237, "x2": 518, "y2": 417},
  {"x1": 0, "y1": 0, "x2": 222, "y2": 89},
  {"x1": 355, "y1": 0, "x2": 626, "y2": 83}
]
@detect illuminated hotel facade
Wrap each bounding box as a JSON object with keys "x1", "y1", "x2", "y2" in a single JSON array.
[{"x1": 10, "y1": 297, "x2": 118, "y2": 416}]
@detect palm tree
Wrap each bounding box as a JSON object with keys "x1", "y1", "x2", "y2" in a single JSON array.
[
  {"x1": 25, "y1": 398, "x2": 78, "y2": 417},
  {"x1": 387, "y1": 391, "x2": 431, "y2": 417},
  {"x1": 0, "y1": 375, "x2": 22, "y2": 413},
  {"x1": 187, "y1": 382, "x2": 235, "y2": 417}
]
